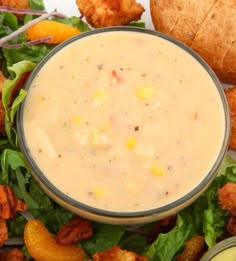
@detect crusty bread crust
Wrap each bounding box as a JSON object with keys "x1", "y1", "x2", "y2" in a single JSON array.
[
  {"x1": 225, "y1": 86, "x2": 236, "y2": 150},
  {"x1": 150, "y1": 0, "x2": 236, "y2": 84},
  {"x1": 150, "y1": 0, "x2": 218, "y2": 46}
]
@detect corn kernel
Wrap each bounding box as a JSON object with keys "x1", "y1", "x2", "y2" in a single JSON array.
[
  {"x1": 71, "y1": 115, "x2": 82, "y2": 125},
  {"x1": 91, "y1": 129, "x2": 100, "y2": 146},
  {"x1": 126, "y1": 136, "x2": 137, "y2": 149},
  {"x1": 102, "y1": 123, "x2": 111, "y2": 132},
  {"x1": 136, "y1": 86, "x2": 155, "y2": 100},
  {"x1": 94, "y1": 90, "x2": 108, "y2": 104},
  {"x1": 94, "y1": 188, "x2": 104, "y2": 196},
  {"x1": 150, "y1": 164, "x2": 165, "y2": 176}
]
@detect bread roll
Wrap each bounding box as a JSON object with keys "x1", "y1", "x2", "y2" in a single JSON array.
[{"x1": 150, "y1": 0, "x2": 236, "y2": 84}]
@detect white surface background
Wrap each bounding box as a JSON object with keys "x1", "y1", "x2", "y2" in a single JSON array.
[{"x1": 43, "y1": 0, "x2": 154, "y2": 29}]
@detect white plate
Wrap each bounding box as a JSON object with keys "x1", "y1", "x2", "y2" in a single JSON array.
[{"x1": 43, "y1": 0, "x2": 154, "y2": 29}]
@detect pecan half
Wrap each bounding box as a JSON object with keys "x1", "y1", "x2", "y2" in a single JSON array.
[
  {"x1": 55, "y1": 216, "x2": 93, "y2": 245},
  {"x1": 176, "y1": 235, "x2": 206, "y2": 261},
  {"x1": 0, "y1": 248, "x2": 24, "y2": 261},
  {"x1": 227, "y1": 215, "x2": 236, "y2": 236},
  {"x1": 0, "y1": 185, "x2": 27, "y2": 220}
]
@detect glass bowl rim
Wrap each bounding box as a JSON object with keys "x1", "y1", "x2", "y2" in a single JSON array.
[
  {"x1": 17, "y1": 26, "x2": 231, "y2": 220},
  {"x1": 200, "y1": 236, "x2": 236, "y2": 260}
]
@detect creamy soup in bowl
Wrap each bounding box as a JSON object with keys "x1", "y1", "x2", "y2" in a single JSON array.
[{"x1": 17, "y1": 27, "x2": 230, "y2": 224}]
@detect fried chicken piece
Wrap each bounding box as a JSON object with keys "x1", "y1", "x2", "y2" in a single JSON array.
[
  {"x1": 225, "y1": 86, "x2": 236, "y2": 150},
  {"x1": 0, "y1": 0, "x2": 29, "y2": 10},
  {"x1": 0, "y1": 72, "x2": 6, "y2": 135},
  {"x1": 0, "y1": 248, "x2": 25, "y2": 261},
  {"x1": 0, "y1": 219, "x2": 8, "y2": 247},
  {"x1": 218, "y1": 182, "x2": 236, "y2": 216},
  {"x1": 92, "y1": 246, "x2": 148, "y2": 261},
  {"x1": 55, "y1": 216, "x2": 93, "y2": 245},
  {"x1": 0, "y1": 0, "x2": 29, "y2": 18},
  {"x1": 176, "y1": 235, "x2": 205, "y2": 261},
  {"x1": 76, "y1": 0, "x2": 145, "y2": 28}
]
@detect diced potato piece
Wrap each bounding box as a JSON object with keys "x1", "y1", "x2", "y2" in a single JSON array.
[
  {"x1": 126, "y1": 182, "x2": 142, "y2": 194},
  {"x1": 91, "y1": 129, "x2": 111, "y2": 148}
]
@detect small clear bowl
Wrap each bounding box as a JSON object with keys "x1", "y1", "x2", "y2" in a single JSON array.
[
  {"x1": 201, "y1": 237, "x2": 236, "y2": 261},
  {"x1": 17, "y1": 27, "x2": 230, "y2": 225}
]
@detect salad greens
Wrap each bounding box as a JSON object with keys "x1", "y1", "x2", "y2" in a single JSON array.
[{"x1": 0, "y1": 1, "x2": 235, "y2": 260}]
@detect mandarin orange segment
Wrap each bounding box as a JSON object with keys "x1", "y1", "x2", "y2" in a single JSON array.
[
  {"x1": 24, "y1": 219, "x2": 85, "y2": 261},
  {"x1": 25, "y1": 20, "x2": 81, "y2": 44}
]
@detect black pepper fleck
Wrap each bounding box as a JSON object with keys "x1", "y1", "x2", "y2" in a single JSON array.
[
  {"x1": 134, "y1": 126, "x2": 139, "y2": 131},
  {"x1": 97, "y1": 64, "x2": 103, "y2": 70}
]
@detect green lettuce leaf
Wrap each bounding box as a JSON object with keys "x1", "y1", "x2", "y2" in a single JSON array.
[
  {"x1": 28, "y1": 0, "x2": 45, "y2": 11},
  {"x1": 0, "y1": 12, "x2": 18, "y2": 38},
  {"x1": 82, "y1": 223, "x2": 125, "y2": 257},
  {"x1": 2, "y1": 61, "x2": 35, "y2": 147},
  {"x1": 119, "y1": 232, "x2": 148, "y2": 255},
  {"x1": 144, "y1": 154, "x2": 236, "y2": 260},
  {"x1": 31, "y1": 208, "x2": 75, "y2": 234},
  {"x1": 0, "y1": 149, "x2": 40, "y2": 209},
  {"x1": 144, "y1": 207, "x2": 200, "y2": 261},
  {"x1": 0, "y1": 148, "x2": 28, "y2": 184},
  {"x1": 3, "y1": 45, "x2": 52, "y2": 69},
  {"x1": 52, "y1": 16, "x2": 91, "y2": 32}
]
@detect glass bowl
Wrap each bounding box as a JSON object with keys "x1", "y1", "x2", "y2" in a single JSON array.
[
  {"x1": 17, "y1": 27, "x2": 230, "y2": 225},
  {"x1": 201, "y1": 237, "x2": 236, "y2": 261}
]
